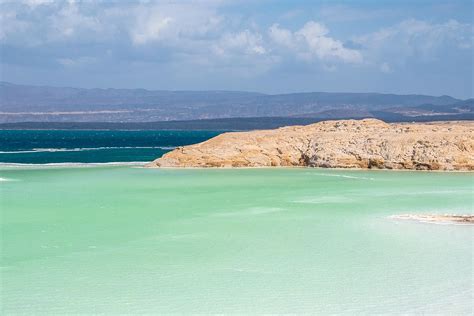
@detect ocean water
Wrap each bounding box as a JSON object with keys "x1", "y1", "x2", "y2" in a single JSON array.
[
  {"x1": 0, "y1": 130, "x2": 221, "y2": 164},
  {"x1": 0, "y1": 166, "x2": 472, "y2": 314}
]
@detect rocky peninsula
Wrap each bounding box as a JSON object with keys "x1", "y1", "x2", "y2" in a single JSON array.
[{"x1": 146, "y1": 119, "x2": 474, "y2": 170}]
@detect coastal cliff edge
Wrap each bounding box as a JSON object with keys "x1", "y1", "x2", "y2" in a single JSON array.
[{"x1": 146, "y1": 119, "x2": 474, "y2": 170}]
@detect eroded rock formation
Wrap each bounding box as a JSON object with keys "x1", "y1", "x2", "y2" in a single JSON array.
[{"x1": 146, "y1": 119, "x2": 474, "y2": 170}]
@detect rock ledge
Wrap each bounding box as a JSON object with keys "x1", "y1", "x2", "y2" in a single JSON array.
[{"x1": 146, "y1": 119, "x2": 474, "y2": 170}]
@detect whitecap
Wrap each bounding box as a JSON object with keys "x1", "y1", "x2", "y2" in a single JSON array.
[
  {"x1": 0, "y1": 162, "x2": 147, "y2": 169},
  {"x1": 0, "y1": 146, "x2": 176, "y2": 154},
  {"x1": 312, "y1": 173, "x2": 375, "y2": 180}
]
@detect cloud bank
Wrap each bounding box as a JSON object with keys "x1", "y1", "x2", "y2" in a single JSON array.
[{"x1": 0, "y1": 0, "x2": 472, "y2": 97}]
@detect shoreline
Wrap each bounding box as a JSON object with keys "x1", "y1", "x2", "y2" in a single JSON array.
[
  {"x1": 0, "y1": 161, "x2": 148, "y2": 169},
  {"x1": 390, "y1": 214, "x2": 474, "y2": 225},
  {"x1": 148, "y1": 165, "x2": 474, "y2": 172},
  {"x1": 1, "y1": 162, "x2": 473, "y2": 173}
]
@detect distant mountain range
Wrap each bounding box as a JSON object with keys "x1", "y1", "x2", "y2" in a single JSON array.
[{"x1": 0, "y1": 82, "x2": 472, "y2": 126}]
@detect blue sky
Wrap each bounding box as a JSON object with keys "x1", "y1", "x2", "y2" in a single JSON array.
[{"x1": 0, "y1": 0, "x2": 472, "y2": 98}]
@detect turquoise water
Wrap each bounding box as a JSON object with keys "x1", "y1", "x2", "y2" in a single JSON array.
[
  {"x1": 1, "y1": 166, "x2": 472, "y2": 313},
  {"x1": 0, "y1": 130, "x2": 220, "y2": 164}
]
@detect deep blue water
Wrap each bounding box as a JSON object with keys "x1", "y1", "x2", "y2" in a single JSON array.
[{"x1": 0, "y1": 130, "x2": 222, "y2": 164}]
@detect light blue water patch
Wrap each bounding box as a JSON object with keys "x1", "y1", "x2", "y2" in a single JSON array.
[{"x1": 1, "y1": 166, "x2": 472, "y2": 314}]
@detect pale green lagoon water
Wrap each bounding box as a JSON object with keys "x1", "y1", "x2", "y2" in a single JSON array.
[{"x1": 0, "y1": 166, "x2": 473, "y2": 314}]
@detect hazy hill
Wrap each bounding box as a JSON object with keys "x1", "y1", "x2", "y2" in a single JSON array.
[{"x1": 0, "y1": 82, "x2": 470, "y2": 124}]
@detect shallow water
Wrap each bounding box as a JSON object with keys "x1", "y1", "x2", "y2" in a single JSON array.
[{"x1": 0, "y1": 166, "x2": 472, "y2": 314}]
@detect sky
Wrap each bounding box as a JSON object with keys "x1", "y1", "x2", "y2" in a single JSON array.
[{"x1": 0, "y1": 0, "x2": 472, "y2": 98}]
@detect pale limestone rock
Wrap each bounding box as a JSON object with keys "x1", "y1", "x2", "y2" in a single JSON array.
[
  {"x1": 390, "y1": 214, "x2": 474, "y2": 224},
  {"x1": 146, "y1": 119, "x2": 474, "y2": 171}
]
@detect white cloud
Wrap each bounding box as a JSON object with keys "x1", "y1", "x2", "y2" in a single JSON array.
[
  {"x1": 1, "y1": 1, "x2": 105, "y2": 44},
  {"x1": 214, "y1": 30, "x2": 266, "y2": 56},
  {"x1": 1, "y1": 1, "x2": 471, "y2": 83},
  {"x1": 49, "y1": 2, "x2": 102, "y2": 39},
  {"x1": 1, "y1": 1, "x2": 224, "y2": 47},
  {"x1": 22, "y1": 0, "x2": 54, "y2": 8},
  {"x1": 354, "y1": 18, "x2": 473, "y2": 70},
  {"x1": 57, "y1": 56, "x2": 96, "y2": 67},
  {"x1": 128, "y1": 2, "x2": 223, "y2": 45},
  {"x1": 268, "y1": 24, "x2": 293, "y2": 47},
  {"x1": 268, "y1": 21, "x2": 363, "y2": 64},
  {"x1": 131, "y1": 16, "x2": 173, "y2": 45},
  {"x1": 296, "y1": 21, "x2": 362, "y2": 63}
]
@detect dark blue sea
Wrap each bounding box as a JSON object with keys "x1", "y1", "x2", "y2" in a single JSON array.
[{"x1": 0, "y1": 130, "x2": 222, "y2": 164}]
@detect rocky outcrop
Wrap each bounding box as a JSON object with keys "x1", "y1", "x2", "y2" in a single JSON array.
[{"x1": 146, "y1": 119, "x2": 474, "y2": 171}]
